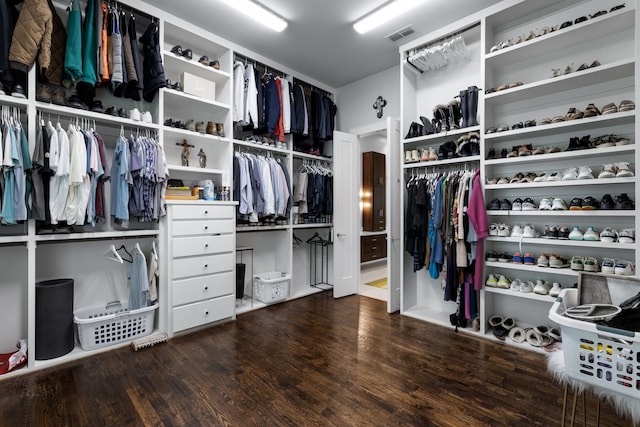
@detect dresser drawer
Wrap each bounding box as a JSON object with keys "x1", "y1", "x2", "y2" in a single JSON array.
[
  {"x1": 173, "y1": 234, "x2": 234, "y2": 258},
  {"x1": 172, "y1": 271, "x2": 234, "y2": 306},
  {"x1": 172, "y1": 294, "x2": 235, "y2": 333},
  {"x1": 172, "y1": 252, "x2": 233, "y2": 279},
  {"x1": 172, "y1": 205, "x2": 234, "y2": 220},
  {"x1": 172, "y1": 219, "x2": 234, "y2": 236}
]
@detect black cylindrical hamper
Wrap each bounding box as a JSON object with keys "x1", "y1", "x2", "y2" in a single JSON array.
[
  {"x1": 236, "y1": 263, "x2": 246, "y2": 298},
  {"x1": 35, "y1": 279, "x2": 74, "y2": 360}
]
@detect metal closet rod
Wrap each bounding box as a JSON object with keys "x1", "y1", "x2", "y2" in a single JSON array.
[
  {"x1": 408, "y1": 21, "x2": 481, "y2": 56},
  {"x1": 234, "y1": 53, "x2": 287, "y2": 78},
  {"x1": 104, "y1": 0, "x2": 156, "y2": 23},
  {"x1": 293, "y1": 77, "x2": 332, "y2": 98}
]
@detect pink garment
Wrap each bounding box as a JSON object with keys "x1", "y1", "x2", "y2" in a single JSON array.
[{"x1": 467, "y1": 169, "x2": 488, "y2": 290}]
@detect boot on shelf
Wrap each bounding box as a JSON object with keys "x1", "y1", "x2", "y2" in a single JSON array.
[
  {"x1": 448, "y1": 99, "x2": 461, "y2": 130},
  {"x1": 459, "y1": 88, "x2": 468, "y2": 128},
  {"x1": 466, "y1": 85, "x2": 479, "y2": 126},
  {"x1": 420, "y1": 116, "x2": 435, "y2": 135}
]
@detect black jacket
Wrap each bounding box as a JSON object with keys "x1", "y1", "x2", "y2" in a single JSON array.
[
  {"x1": 139, "y1": 22, "x2": 165, "y2": 102},
  {"x1": 0, "y1": 0, "x2": 20, "y2": 84}
]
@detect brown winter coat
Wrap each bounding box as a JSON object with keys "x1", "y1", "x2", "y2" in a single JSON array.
[
  {"x1": 8, "y1": 0, "x2": 53, "y2": 75},
  {"x1": 44, "y1": 0, "x2": 67, "y2": 85}
]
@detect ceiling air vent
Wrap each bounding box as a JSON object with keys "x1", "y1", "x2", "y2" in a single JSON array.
[{"x1": 385, "y1": 25, "x2": 415, "y2": 42}]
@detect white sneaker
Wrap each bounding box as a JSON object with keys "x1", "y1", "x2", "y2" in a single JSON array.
[
  {"x1": 614, "y1": 260, "x2": 636, "y2": 275},
  {"x1": 562, "y1": 167, "x2": 578, "y2": 180},
  {"x1": 577, "y1": 165, "x2": 594, "y2": 179},
  {"x1": 489, "y1": 223, "x2": 499, "y2": 236},
  {"x1": 533, "y1": 279, "x2": 550, "y2": 295},
  {"x1": 520, "y1": 281, "x2": 533, "y2": 293},
  {"x1": 533, "y1": 174, "x2": 548, "y2": 182},
  {"x1": 618, "y1": 228, "x2": 635, "y2": 243},
  {"x1": 583, "y1": 226, "x2": 599, "y2": 241},
  {"x1": 601, "y1": 258, "x2": 616, "y2": 274},
  {"x1": 570, "y1": 256, "x2": 584, "y2": 271},
  {"x1": 129, "y1": 108, "x2": 141, "y2": 121},
  {"x1": 598, "y1": 164, "x2": 616, "y2": 178},
  {"x1": 511, "y1": 225, "x2": 523, "y2": 237},
  {"x1": 497, "y1": 224, "x2": 511, "y2": 237},
  {"x1": 568, "y1": 226, "x2": 583, "y2": 240},
  {"x1": 615, "y1": 162, "x2": 634, "y2": 177},
  {"x1": 496, "y1": 274, "x2": 511, "y2": 289},
  {"x1": 510, "y1": 278, "x2": 522, "y2": 291},
  {"x1": 522, "y1": 224, "x2": 537, "y2": 238},
  {"x1": 583, "y1": 257, "x2": 600, "y2": 272},
  {"x1": 600, "y1": 227, "x2": 618, "y2": 242},
  {"x1": 511, "y1": 198, "x2": 522, "y2": 211},
  {"x1": 539, "y1": 198, "x2": 553, "y2": 210},
  {"x1": 546, "y1": 172, "x2": 561, "y2": 181},
  {"x1": 551, "y1": 198, "x2": 568, "y2": 210},
  {"x1": 549, "y1": 282, "x2": 562, "y2": 297},
  {"x1": 141, "y1": 111, "x2": 153, "y2": 123},
  {"x1": 486, "y1": 274, "x2": 498, "y2": 287},
  {"x1": 521, "y1": 198, "x2": 537, "y2": 211}
]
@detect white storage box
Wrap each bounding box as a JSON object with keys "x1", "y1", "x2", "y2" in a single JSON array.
[
  {"x1": 74, "y1": 301, "x2": 158, "y2": 350},
  {"x1": 181, "y1": 72, "x2": 216, "y2": 101},
  {"x1": 253, "y1": 272, "x2": 290, "y2": 304},
  {"x1": 549, "y1": 288, "x2": 640, "y2": 400}
]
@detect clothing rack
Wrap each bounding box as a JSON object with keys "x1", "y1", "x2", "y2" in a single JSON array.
[
  {"x1": 105, "y1": 0, "x2": 155, "y2": 24},
  {"x1": 234, "y1": 145, "x2": 288, "y2": 159},
  {"x1": 233, "y1": 53, "x2": 287, "y2": 78},
  {"x1": 293, "y1": 77, "x2": 332, "y2": 98},
  {"x1": 307, "y1": 232, "x2": 333, "y2": 290}
]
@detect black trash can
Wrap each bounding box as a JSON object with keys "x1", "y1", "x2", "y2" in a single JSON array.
[
  {"x1": 236, "y1": 263, "x2": 246, "y2": 298},
  {"x1": 35, "y1": 279, "x2": 74, "y2": 360}
]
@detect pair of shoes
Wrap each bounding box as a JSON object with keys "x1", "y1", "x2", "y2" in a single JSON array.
[
  {"x1": 571, "y1": 256, "x2": 600, "y2": 272},
  {"x1": 488, "y1": 315, "x2": 514, "y2": 340},
  {"x1": 568, "y1": 196, "x2": 599, "y2": 210},
  {"x1": 37, "y1": 84, "x2": 68, "y2": 105},
  {"x1": 600, "y1": 227, "x2": 634, "y2": 243},
  {"x1": 511, "y1": 224, "x2": 537, "y2": 238},
  {"x1": 575, "y1": 60, "x2": 601, "y2": 72},
  {"x1": 613, "y1": 193, "x2": 635, "y2": 210},
  {"x1": 549, "y1": 254, "x2": 569, "y2": 268},
  {"x1": 171, "y1": 45, "x2": 193, "y2": 60},
  {"x1": 561, "y1": 166, "x2": 593, "y2": 180},
  {"x1": 593, "y1": 134, "x2": 631, "y2": 147},
  {"x1": 198, "y1": 55, "x2": 220, "y2": 69},
  {"x1": 598, "y1": 162, "x2": 634, "y2": 178},
  {"x1": 565, "y1": 135, "x2": 592, "y2": 151},
  {"x1": 66, "y1": 94, "x2": 86, "y2": 109},
  {"x1": 539, "y1": 197, "x2": 568, "y2": 211},
  {"x1": 533, "y1": 279, "x2": 551, "y2": 295},
  {"x1": 166, "y1": 79, "x2": 182, "y2": 92}
]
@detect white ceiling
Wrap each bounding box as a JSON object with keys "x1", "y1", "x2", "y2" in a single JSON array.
[{"x1": 152, "y1": 0, "x2": 501, "y2": 88}]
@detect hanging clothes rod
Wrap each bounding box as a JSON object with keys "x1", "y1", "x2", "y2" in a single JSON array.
[
  {"x1": 293, "y1": 77, "x2": 332, "y2": 98},
  {"x1": 408, "y1": 21, "x2": 481, "y2": 57},
  {"x1": 234, "y1": 53, "x2": 287, "y2": 77}
]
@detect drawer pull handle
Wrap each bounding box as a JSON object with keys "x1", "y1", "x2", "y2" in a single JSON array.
[
  {"x1": 371, "y1": 238, "x2": 377, "y2": 242},
  {"x1": 204, "y1": 226, "x2": 208, "y2": 230},
  {"x1": 204, "y1": 210, "x2": 208, "y2": 215},
  {"x1": 204, "y1": 286, "x2": 208, "y2": 291},
  {"x1": 205, "y1": 311, "x2": 209, "y2": 316},
  {"x1": 371, "y1": 246, "x2": 377, "y2": 250},
  {"x1": 204, "y1": 264, "x2": 208, "y2": 268},
  {"x1": 205, "y1": 244, "x2": 209, "y2": 248}
]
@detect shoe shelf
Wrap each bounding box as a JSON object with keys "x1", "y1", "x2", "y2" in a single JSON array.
[
  {"x1": 34, "y1": 229, "x2": 159, "y2": 242},
  {"x1": 163, "y1": 51, "x2": 231, "y2": 86},
  {"x1": 484, "y1": 144, "x2": 636, "y2": 164},
  {"x1": 485, "y1": 236, "x2": 636, "y2": 250},
  {"x1": 485, "y1": 261, "x2": 580, "y2": 277},
  {"x1": 404, "y1": 155, "x2": 480, "y2": 169},
  {"x1": 484, "y1": 110, "x2": 635, "y2": 143},
  {"x1": 236, "y1": 224, "x2": 289, "y2": 233},
  {"x1": 162, "y1": 87, "x2": 230, "y2": 112},
  {"x1": 0, "y1": 94, "x2": 28, "y2": 108},
  {"x1": 484, "y1": 7, "x2": 635, "y2": 69},
  {"x1": 292, "y1": 223, "x2": 333, "y2": 229},
  {"x1": 0, "y1": 235, "x2": 29, "y2": 245},
  {"x1": 484, "y1": 177, "x2": 635, "y2": 190},
  {"x1": 484, "y1": 58, "x2": 635, "y2": 106},
  {"x1": 403, "y1": 125, "x2": 480, "y2": 145},
  {"x1": 484, "y1": 286, "x2": 556, "y2": 303},
  {"x1": 35, "y1": 101, "x2": 160, "y2": 130},
  {"x1": 233, "y1": 138, "x2": 290, "y2": 156},
  {"x1": 486, "y1": 210, "x2": 636, "y2": 217},
  {"x1": 164, "y1": 126, "x2": 230, "y2": 143},
  {"x1": 166, "y1": 164, "x2": 225, "y2": 176},
  {"x1": 292, "y1": 151, "x2": 333, "y2": 162}
]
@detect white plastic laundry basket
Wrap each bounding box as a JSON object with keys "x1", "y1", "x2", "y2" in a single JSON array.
[{"x1": 253, "y1": 272, "x2": 290, "y2": 304}]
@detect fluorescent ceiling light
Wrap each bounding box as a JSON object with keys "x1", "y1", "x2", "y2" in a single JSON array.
[
  {"x1": 220, "y1": 0, "x2": 288, "y2": 32},
  {"x1": 354, "y1": 0, "x2": 427, "y2": 34}
]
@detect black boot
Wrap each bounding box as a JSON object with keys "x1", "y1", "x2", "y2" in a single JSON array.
[
  {"x1": 467, "y1": 86, "x2": 479, "y2": 126},
  {"x1": 459, "y1": 89, "x2": 468, "y2": 128},
  {"x1": 420, "y1": 116, "x2": 435, "y2": 135},
  {"x1": 449, "y1": 100, "x2": 461, "y2": 130}
]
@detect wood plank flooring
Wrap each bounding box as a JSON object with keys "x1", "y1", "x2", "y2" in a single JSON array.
[{"x1": 0, "y1": 292, "x2": 634, "y2": 426}]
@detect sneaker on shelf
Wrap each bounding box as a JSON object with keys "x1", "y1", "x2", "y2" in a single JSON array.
[
  {"x1": 568, "y1": 226, "x2": 583, "y2": 240},
  {"x1": 533, "y1": 173, "x2": 549, "y2": 182},
  {"x1": 583, "y1": 257, "x2": 600, "y2": 272},
  {"x1": 569, "y1": 197, "x2": 584, "y2": 210},
  {"x1": 511, "y1": 198, "x2": 523, "y2": 211},
  {"x1": 489, "y1": 223, "x2": 499, "y2": 236},
  {"x1": 542, "y1": 225, "x2": 558, "y2": 239},
  {"x1": 496, "y1": 274, "x2": 511, "y2": 289},
  {"x1": 488, "y1": 198, "x2": 501, "y2": 210},
  {"x1": 599, "y1": 194, "x2": 615, "y2": 209},
  {"x1": 615, "y1": 162, "x2": 634, "y2": 177},
  {"x1": 570, "y1": 256, "x2": 584, "y2": 271},
  {"x1": 549, "y1": 254, "x2": 569, "y2": 268},
  {"x1": 614, "y1": 260, "x2": 636, "y2": 276},
  {"x1": 537, "y1": 253, "x2": 550, "y2": 267},
  {"x1": 618, "y1": 228, "x2": 635, "y2": 243},
  {"x1": 520, "y1": 281, "x2": 534, "y2": 293},
  {"x1": 486, "y1": 274, "x2": 498, "y2": 287},
  {"x1": 533, "y1": 279, "x2": 551, "y2": 295},
  {"x1": 141, "y1": 111, "x2": 153, "y2": 123},
  {"x1": 546, "y1": 171, "x2": 561, "y2": 181},
  {"x1": 511, "y1": 225, "x2": 524, "y2": 238},
  {"x1": 551, "y1": 198, "x2": 568, "y2": 210},
  {"x1": 600, "y1": 227, "x2": 618, "y2": 242},
  {"x1": 521, "y1": 198, "x2": 537, "y2": 211},
  {"x1": 598, "y1": 164, "x2": 616, "y2": 178},
  {"x1": 583, "y1": 226, "x2": 599, "y2": 241},
  {"x1": 614, "y1": 193, "x2": 635, "y2": 210},
  {"x1": 498, "y1": 252, "x2": 512, "y2": 263},
  {"x1": 510, "y1": 278, "x2": 522, "y2": 291},
  {"x1": 497, "y1": 224, "x2": 511, "y2": 237},
  {"x1": 581, "y1": 196, "x2": 599, "y2": 210},
  {"x1": 522, "y1": 224, "x2": 537, "y2": 238},
  {"x1": 562, "y1": 167, "x2": 578, "y2": 180},
  {"x1": 129, "y1": 108, "x2": 141, "y2": 121},
  {"x1": 557, "y1": 226, "x2": 570, "y2": 240},
  {"x1": 500, "y1": 199, "x2": 512, "y2": 210},
  {"x1": 601, "y1": 258, "x2": 616, "y2": 274},
  {"x1": 523, "y1": 253, "x2": 536, "y2": 265},
  {"x1": 539, "y1": 197, "x2": 553, "y2": 210},
  {"x1": 577, "y1": 165, "x2": 594, "y2": 179},
  {"x1": 549, "y1": 282, "x2": 563, "y2": 297},
  {"x1": 485, "y1": 251, "x2": 499, "y2": 262},
  {"x1": 512, "y1": 252, "x2": 524, "y2": 264}
]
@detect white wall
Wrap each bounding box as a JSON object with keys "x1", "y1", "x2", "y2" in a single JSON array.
[{"x1": 336, "y1": 65, "x2": 400, "y2": 132}]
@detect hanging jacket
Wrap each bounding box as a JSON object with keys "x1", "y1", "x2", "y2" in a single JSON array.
[
  {"x1": 8, "y1": 0, "x2": 53, "y2": 75},
  {"x1": 63, "y1": 0, "x2": 82, "y2": 86},
  {"x1": 0, "y1": 0, "x2": 20, "y2": 83},
  {"x1": 138, "y1": 22, "x2": 166, "y2": 102},
  {"x1": 127, "y1": 14, "x2": 143, "y2": 99},
  {"x1": 43, "y1": 0, "x2": 66, "y2": 85},
  {"x1": 80, "y1": 0, "x2": 98, "y2": 86}
]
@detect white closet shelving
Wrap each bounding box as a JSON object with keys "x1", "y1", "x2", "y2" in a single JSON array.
[{"x1": 399, "y1": 0, "x2": 638, "y2": 353}]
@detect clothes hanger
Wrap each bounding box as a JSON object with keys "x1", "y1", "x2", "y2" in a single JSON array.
[
  {"x1": 151, "y1": 241, "x2": 158, "y2": 261},
  {"x1": 116, "y1": 245, "x2": 133, "y2": 263},
  {"x1": 105, "y1": 244, "x2": 124, "y2": 263}
]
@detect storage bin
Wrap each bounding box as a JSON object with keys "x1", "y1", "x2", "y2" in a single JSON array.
[
  {"x1": 549, "y1": 288, "x2": 640, "y2": 400},
  {"x1": 35, "y1": 278, "x2": 74, "y2": 360},
  {"x1": 180, "y1": 72, "x2": 216, "y2": 101},
  {"x1": 253, "y1": 272, "x2": 290, "y2": 304},
  {"x1": 74, "y1": 301, "x2": 158, "y2": 351}
]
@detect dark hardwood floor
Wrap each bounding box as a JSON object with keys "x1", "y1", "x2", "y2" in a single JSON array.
[{"x1": 0, "y1": 292, "x2": 633, "y2": 426}]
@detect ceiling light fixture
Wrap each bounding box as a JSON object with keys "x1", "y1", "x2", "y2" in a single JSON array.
[
  {"x1": 220, "y1": 0, "x2": 288, "y2": 32},
  {"x1": 353, "y1": 0, "x2": 427, "y2": 34}
]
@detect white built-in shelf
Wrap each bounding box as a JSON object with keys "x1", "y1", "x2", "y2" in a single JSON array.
[
  {"x1": 484, "y1": 286, "x2": 556, "y2": 303},
  {"x1": 485, "y1": 144, "x2": 636, "y2": 164},
  {"x1": 403, "y1": 125, "x2": 480, "y2": 145},
  {"x1": 485, "y1": 177, "x2": 635, "y2": 190},
  {"x1": 403, "y1": 155, "x2": 481, "y2": 169},
  {"x1": 292, "y1": 151, "x2": 333, "y2": 161},
  {"x1": 0, "y1": 235, "x2": 28, "y2": 245},
  {"x1": 0, "y1": 94, "x2": 28, "y2": 108},
  {"x1": 35, "y1": 229, "x2": 159, "y2": 242},
  {"x1": 167, "y1": 164, "x2": 225, "y2": 175},
  {"x1": 485, "y1": 59, "x2": 635, "y2": 105},
  {"x1": 236, "y1": 225, "x2": 289, "y2": 232},
  {"x1": 486, "y1": 210, "x2": 636, "y2": 217},
  {"x1": 36, "y1": 101, "x2": 160, "y2": 130},
  {"x1": 292, "y1": 223, "x2": 333, "y2": 229},
  {"x1": 164, "y1": 126, "x2": 230, "y2": 143},
  {"x1": 486, "y1": 236, "x2": 636, "y2": 250},
  {"x1": 485, "y1": 261, "x2": 580, "y2": 277},
  {"x1": 163, "y1": 88, "x2": 229, "y2": 111},
  {"x1": 485, "y1": 8, "x2": 635, "y2": 68},
  {"x1": 163, "y1": 51, "x2": 230, "y2": 85},
  {"x1": 233, "y1": 138, "x2": 290, "y2": 155}
]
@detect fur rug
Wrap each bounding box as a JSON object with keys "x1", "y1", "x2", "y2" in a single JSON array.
[{"x1": 546, "y1": 350, "x2": 640, "y2": 426}]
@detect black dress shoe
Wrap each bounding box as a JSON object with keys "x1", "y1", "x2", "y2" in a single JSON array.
[
  {"x1": 66, "y1": 94, "x2": 85, "y2": 109},
  {"x1": 171, "y1": 45, "x2": 183, "y2": 56},
  {"x1": 574, "y1": 16, "x2": 588, "y2": 24},
  {"x1": 117, "y1": 107, "x2": 128, "y2": 118},
  {"x1": 89, "y1": 100, "x2": 105, "y2": 113},
  {"x1": 182, "y1": 49, "x2": 193, "y2": 60},
  {"x1": 198, "y1": 55, "x2": 209, "y2": 66},
  {"x1": 105, "y1": 106, "x2": 118, "y2": 116},
  {"x1": 559, "y1": 20, "x2": 573, "y2": 29},
  {"x1": 209, "y1": 60, "x2": 220, "y2": 69}
]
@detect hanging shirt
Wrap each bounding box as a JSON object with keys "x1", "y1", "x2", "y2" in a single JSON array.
[
  {"x1": 280, "y1": 77, "x2": 291, "y2": 134},
  {"x1": 232, "y1": 61, "x2": 245, "y2": 123},
  {"x1": 244, "y1": 63, "x2": 258, "y2": 128},
  {"x1": 110, "y1": 135, "x2": 129, "y2": 226},
  {"x1": 50, "y1": 123, "x2": 70, "y2": 225}
]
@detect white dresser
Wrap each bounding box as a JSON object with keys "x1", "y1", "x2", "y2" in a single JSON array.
[{"x1": 162, "y1": 201, "x2": 237, "y2": 335}]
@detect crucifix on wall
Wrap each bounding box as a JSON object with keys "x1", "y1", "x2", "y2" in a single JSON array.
[
  {"x1": 176, "y1": 139, "x2": 195, "y2": 167},
  {"x1": 372, "y1": 95, "x2": 387, "y2": 119}
]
